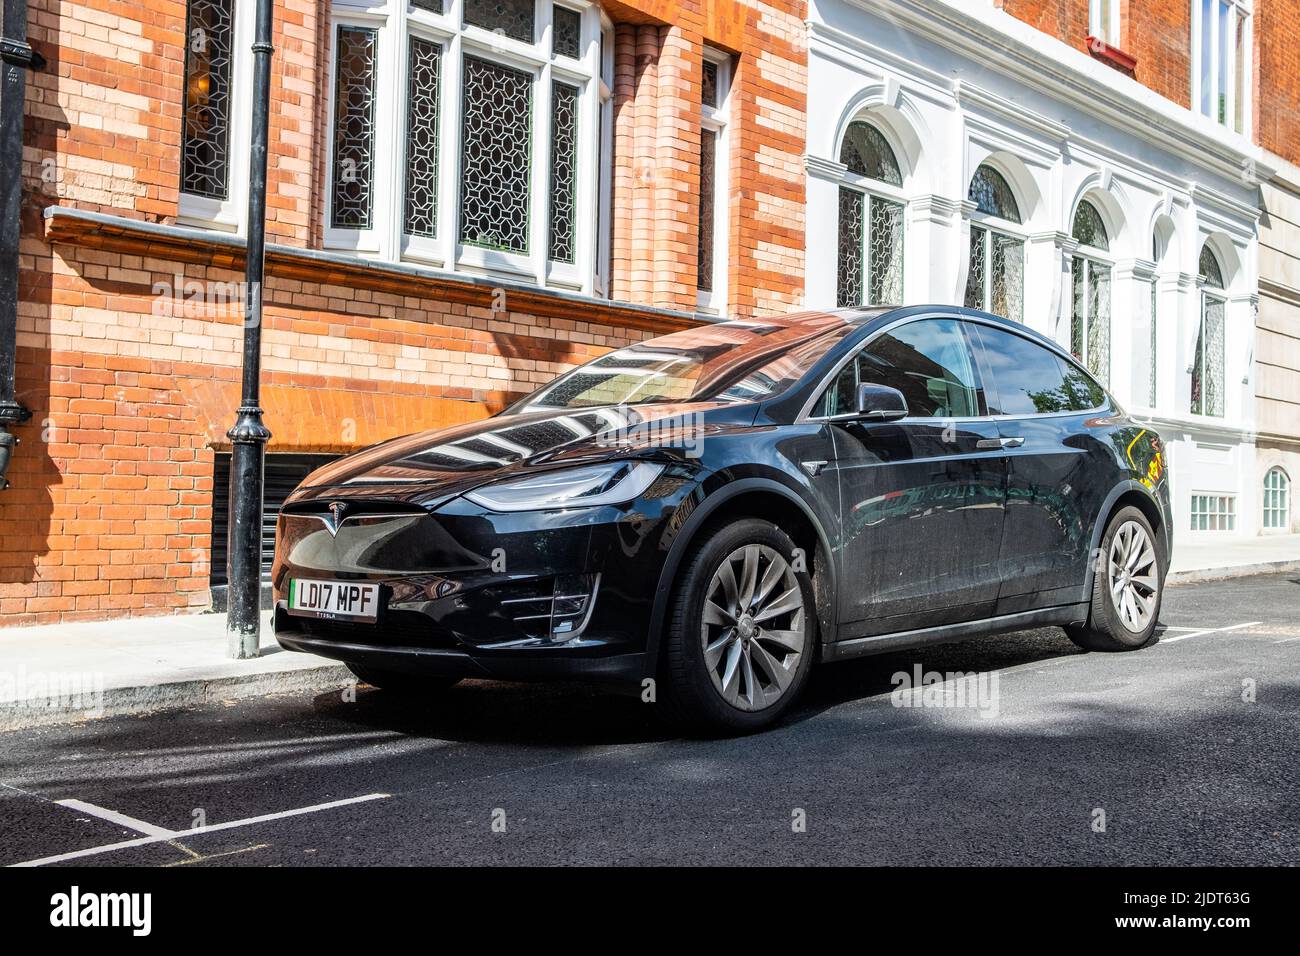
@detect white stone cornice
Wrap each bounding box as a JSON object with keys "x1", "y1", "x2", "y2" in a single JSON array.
[
  {"x1": 804, "y1": 155, "x2": 849, "y2": 180},
  {"x1": 842, "y1": 0, "x2": 1274, "y2": 185}
]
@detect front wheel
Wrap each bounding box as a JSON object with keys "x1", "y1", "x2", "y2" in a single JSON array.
[
  {"x1": 1066, "y1": 506, "x2": 1166, "y2": 652},
  {"x1": 661, "y1": 518, "x2": 816, "y2": 735}
]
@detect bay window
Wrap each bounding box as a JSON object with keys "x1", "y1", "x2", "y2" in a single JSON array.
[
  {"x1": 1070, "y1": 199, "x2": 1112, "y2": 385},
  {"x1": 964, "y1": 164, "x2": 1023, "y2": 322},
  {"x1": 324, "y1": 0, "x2": 610, "y2": 293},
  {"x1": 835, "y1": 120, "x2": 904, "y2": 308}
]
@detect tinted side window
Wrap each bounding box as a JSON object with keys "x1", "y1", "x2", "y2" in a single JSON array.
[
  {"x1": 974, "y1": 324, "x2": 1106, "y2": 415},
  {"x1": 816, "y1": 318, "x2": 984, "y2": 418}
]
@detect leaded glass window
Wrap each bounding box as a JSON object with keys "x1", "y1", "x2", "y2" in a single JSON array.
[
  {"x1": 702, "y1": 61, "x2": 719, "y2": 108},
  {"x1": 969, "y1": 165, "x2": 1021, "y2": 222},
  {"x1": 1263, "y1": 468, "x2": 1290, "y2": 530},
  {"x1": 1200, "y1": 244, "x2": 1225, "y2": 287},
  {"x1": 404, "y1": 37, "x2": 442, "y2": 239},
  {"x1": 464, "y1": 0, "x2": 535, "y2": 44},
  {"x1": 553, "y1": 5, "x2": 581, "y2": 59},
  {"x1": 1072, "y1": 199, "x2": 1109, "y2": 250},
  {"x1": 1071, "y1": 257, "x2": 1111, "y2": 385},
  {"x1": 965, "y1": 227, "x2": 1024, "y2": 322},
  {"x1": 836, "y1": 189, "x2": 864, "y2": 308},
  {"x1": 697, "y1": 128, "x2": 717, "y2": 292},
  {"x1": 839, "y1": 121, "x2": 902, "y2": 186},
  {"x1": 548, "y1": 82, "x2": 579, "y2": 263},
  {"x1": 965, "y1": 164, "x2": 1023, "y2": 321},
  {"x1": 182, "y1": 0, "x2": 234, "y2": 199},
  {"x1": 836, "y1": 190, "x2": 902, "y2": 307},
  {"x1": 331, "y1": 26, "x2": 378, "y2": 230},
  {"x1": 460, "y1": 56, "x2": 532, "y2": 252},
  {"x1": 834, "y1": 120, "x2": 903, "y2": 307},
  {"x1": 1192, "y1": 245, "x2": 1227, "y2": 416}
]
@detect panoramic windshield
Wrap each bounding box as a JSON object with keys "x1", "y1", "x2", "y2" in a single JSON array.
[{"x1": 520, "y1": 314, "x2": 859, "y2": 411}]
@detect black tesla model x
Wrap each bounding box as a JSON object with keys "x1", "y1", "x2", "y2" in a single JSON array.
[{"x1": 273, "y1": 305, "x2": 1171, "y2": 733}]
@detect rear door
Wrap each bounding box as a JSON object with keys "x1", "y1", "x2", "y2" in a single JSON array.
[
  {"x1": 819, "y1": 317, "x2": 1008, "y2": 636},
  {"x1": 969, "y1": 323, "x2": 1112, "y2": 613}
]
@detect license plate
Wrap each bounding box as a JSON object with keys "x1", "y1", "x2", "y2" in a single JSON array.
[{"x1": 287, "y1": 578, "x2": 381, "y2": 623}]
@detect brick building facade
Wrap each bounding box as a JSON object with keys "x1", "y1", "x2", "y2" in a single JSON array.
[
  {"x1": 1, "y1": 0, "x2": 806, "y2": 623},
  {"x1": 0, "y1": 0, "x2": 1295, "y2": 626}
]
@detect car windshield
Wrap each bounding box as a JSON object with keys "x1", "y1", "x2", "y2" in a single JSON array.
[{"x1": 519, "y1": 313, "x2": 861, "y2": 410}]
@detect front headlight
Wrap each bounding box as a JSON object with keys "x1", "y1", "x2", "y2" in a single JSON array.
[{"x1": 464, "y1": 461, "x2": 665, "y2": 512}]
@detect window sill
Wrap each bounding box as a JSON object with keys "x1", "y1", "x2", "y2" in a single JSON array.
[{"x1": 1085, "y1": 36, "x2": 1137, "y2": 74}]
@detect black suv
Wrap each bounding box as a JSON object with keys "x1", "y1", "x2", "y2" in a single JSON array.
[{"x1": 273, "y1": 306, "x2": 1171, "y2": 733}]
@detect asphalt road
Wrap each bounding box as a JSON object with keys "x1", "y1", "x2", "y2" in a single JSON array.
[{"x1": 2, "y1": 572, "x2": 1297, "y2": 867}]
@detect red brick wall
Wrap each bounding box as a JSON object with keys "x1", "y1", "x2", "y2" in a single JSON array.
[
  {"x1": 1256, "y1": 0, "x2": 1300, "y2": 165},
  {"x1": 7, "y1": 0, "x2": 808, "y2": 624},
  {"x1": 998, "y1": 0, "x2": 1192, "y2": 108}
]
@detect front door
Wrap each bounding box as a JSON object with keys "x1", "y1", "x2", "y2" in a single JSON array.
[{"x1": 817, "y1": 317, "x2": 1008, "y2": 636}]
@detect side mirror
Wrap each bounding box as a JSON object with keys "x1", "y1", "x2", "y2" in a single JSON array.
[{"x1": 855, "y1": 383, "x2": 908, "y2": 422}]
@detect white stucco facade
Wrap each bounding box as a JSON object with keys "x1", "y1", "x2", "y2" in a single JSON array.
[{"x1": 804, "y1": 0, "x2": 1270, "y2": 538}]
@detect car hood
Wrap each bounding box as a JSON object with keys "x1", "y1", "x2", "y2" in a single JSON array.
[{"x1": 285, "y1": 401, "x2": 752, "y2": 507}]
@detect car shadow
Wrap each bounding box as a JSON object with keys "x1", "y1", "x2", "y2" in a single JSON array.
[{"x1": 312, "y1": 624, "x2": 1104, "y2": 746}]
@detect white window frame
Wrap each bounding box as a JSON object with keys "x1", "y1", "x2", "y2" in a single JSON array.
[
  {"x1": 697, "y1": 49, "x2": 731, "y2": 315},
  {"x1": 322, "y1": 0, "x2": 606, "y2": 293},
  {"x1": 1191, "y1": 0, "x2": 1252, "y2": 136},
  {"x1": 1190, "y1": 492, "x2": 1236, "y2": 532},
  {"x1": 1263, "y1": 467, "x2": 1290, "y2": 532},
  {"x1": 1089, "y1": 0, "x2": 1121, "y2": 47},
  {"x1": 178, "y1": 0, "x2": 255, "y2": 232}
]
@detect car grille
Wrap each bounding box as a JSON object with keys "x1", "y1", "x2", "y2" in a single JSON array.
[{"x1": 277, "y1": 608, "x2": 459, "y2": 651}]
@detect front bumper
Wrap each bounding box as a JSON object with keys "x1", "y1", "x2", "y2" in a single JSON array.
[{"x1": 271, "y1": 472, "x2": 696, "y2": 684}]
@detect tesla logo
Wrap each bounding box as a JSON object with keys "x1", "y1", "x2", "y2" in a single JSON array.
[{"x1": 321, "y1": 501, "x2": 348, "y2": 536}]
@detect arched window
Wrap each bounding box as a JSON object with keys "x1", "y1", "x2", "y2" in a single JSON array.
[
  {"x1": 1263, "y1": 467, "x2": 1290, "y2": 530},
  {"x1": 1070, "y1": 198, "x2": 1112, "y2": 385},
  {"x1": 1192, "y1": 244, "x2": 1227, "y2": 416},
  {"x1": 964, "y1": 164, "x2": 1024, "y2": 322},
  {"x1": 836, "y1": 120, "x2": 904, "y2": 307}
]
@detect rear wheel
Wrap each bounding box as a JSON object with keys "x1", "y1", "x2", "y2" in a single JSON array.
[
  {"x1": 661, "y1": 518, "x2": 816, "y2": 735},
  {"x1": 1066, "y1": 506, "x2": 1165, "y2": 652},
  {"x1": 346, "y1": 664, "x2": 460, "y2": 694}
]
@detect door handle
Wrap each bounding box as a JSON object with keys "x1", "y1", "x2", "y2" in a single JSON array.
[
  {"x1": 976, "y1": 437, "x2": 1024, "y2": 450},
  {"x1": 999, "y1": 437, "x2": 1025, "y2": 448}
]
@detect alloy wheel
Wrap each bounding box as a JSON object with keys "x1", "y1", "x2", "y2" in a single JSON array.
[
  {"x1": 699, "y1": 544, "x2": 807, "y2": 711},
  {"x1": 1107, "y1": 520, "x2": 1159, "y2": 633}
]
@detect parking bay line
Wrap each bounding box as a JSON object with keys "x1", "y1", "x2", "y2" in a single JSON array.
[
  {"x1": 10, "y1": 792, "x2": 390, "y2": 867},
  {"x1": 53, "y1": 798, "x2": 175, "y2": 839},
  {"x1": 1157, "y1": 621, "x2": 1261, "y2": 645}
]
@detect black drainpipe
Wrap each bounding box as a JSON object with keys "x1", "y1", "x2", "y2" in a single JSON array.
[{"x1": 0, "y1": 0, "x2": 39, "y2": 487}]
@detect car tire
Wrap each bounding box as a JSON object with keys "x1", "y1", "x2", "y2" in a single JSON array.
[
  {"x1": 346, "y1": 663, "x2": 461, "y2": 694},
  {"x1": 1066, "y1": 505, "x2": 1166, "y2": 652},
  {"x1": 660, "y1": 518, "x2": 816, "y2": 735}
]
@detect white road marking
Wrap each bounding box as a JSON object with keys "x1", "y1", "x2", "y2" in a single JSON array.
[
  {"x1": 54, "y1": 798, "x2": 174, "y2": 838},
  {"x1": 10, "y1": 792, "x2": 389, "y2": 867},
  {"x1": 1158, "y1": 621, "x2": 1261, "y2": 645}
]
